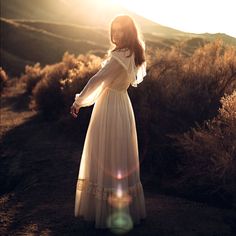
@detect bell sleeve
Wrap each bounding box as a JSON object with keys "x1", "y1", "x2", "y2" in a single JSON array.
[
  {"x1": 72, "y1": 55, "x2": 125, "y2": 108},
  {"x1": 131, "y1": 61, "x2": 147, "y2": 87}
]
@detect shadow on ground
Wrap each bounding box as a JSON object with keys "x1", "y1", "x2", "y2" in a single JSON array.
[{"x1": 1, "y1": 78, "x2": 236, "y2": 236}]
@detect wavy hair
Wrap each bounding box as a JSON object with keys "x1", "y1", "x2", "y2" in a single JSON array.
[{"x1": 108, "y1": 14, "x2": 146, "y2": 68}]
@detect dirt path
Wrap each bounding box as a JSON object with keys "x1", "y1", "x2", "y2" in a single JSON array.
[{"x1": 1, "y1": 78, "x2": 236, "y2": 236}]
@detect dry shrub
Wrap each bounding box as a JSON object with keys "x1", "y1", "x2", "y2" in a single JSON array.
[
  {"x1": 0, "y1": 67, "x2": 8, "y2": 92},
  {"x1": 20, "y1": 63, "x2": 44, "y2": 94},
  {"x1": 135, "y1": 39, "x2": 236, "y2": 191},
  {"x1": 60, "y1": 52, "x2": 102, "y2": 106},
  {"x1": 29, "y1": 51, "x2": 102, "y2": 119},
  {"x1": 169, "y1": 91, "x2": 236, "y2": 207},
  {"x1": 148, "y1": 39, "x2": 236, "y2": 133}
]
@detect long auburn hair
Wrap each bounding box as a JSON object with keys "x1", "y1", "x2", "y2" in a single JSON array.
[{"x1": 108, "y1": 14, "x2": 145, "y2": 68}]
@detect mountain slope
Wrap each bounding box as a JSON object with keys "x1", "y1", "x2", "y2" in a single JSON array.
[
  {"x1": 0, "y1": 18, "x2": 107, "y2": 76},
  {"x1": 1, "y1": 17, "x2": 234, "y2": 77},
  {"x1": 1, "y1": 0, "x2": 236, "y2": 76},
  {"x1": 13, "y1": 19, "x2": 110, "y2": 45},
  {"x1": 2, "y1": 0, "x2": 236, "y2": 43}
]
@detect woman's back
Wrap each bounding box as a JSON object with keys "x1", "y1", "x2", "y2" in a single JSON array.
[{"x1": 103, "y1": 49, "x2": 136, "y2": 92}]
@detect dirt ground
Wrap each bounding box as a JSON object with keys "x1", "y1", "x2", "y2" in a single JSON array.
[{"x1": 1, "y1": 78, "x2": 236, "y2": 236}]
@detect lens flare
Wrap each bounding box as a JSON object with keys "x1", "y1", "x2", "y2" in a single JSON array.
[
  {"x1": 106, "y1": 211, "x2": 133, "y2": 234},
  {"x1": 108, "y1": 191, "x2": 132, "y2": 208},
  {"x1": 106, "y1": 183, "x2": 134, "y2": 233},
  {"x1": 98, "y1": 161, "x2": 140, "y2": 180},
  {"x1": 117, "y1": 187, "x2": 123, "y2": 198},
  {"x1": 117, "y1": 170, "x2": 123, "y2": 179}
]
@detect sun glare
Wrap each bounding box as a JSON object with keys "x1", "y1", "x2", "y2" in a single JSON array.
[{"x1": 113, "y1": 0, "x2": 236, "y2": 37}]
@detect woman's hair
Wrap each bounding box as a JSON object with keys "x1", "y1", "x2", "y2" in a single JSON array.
[{"x1": 108, "y1": 14, "x2": 145, "y2": 68}]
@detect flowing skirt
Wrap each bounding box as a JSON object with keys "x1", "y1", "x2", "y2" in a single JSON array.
[{"x1": 74, "y1": 88, "x2": 147, "y2": 229}]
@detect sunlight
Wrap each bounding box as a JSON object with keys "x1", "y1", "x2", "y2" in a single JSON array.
[
  {"x1": 113, "y1": 0, "x2": 236, "y2": 37},
  {"x1": 116, "y1": 170, "x2": 123, "y2": 179}
]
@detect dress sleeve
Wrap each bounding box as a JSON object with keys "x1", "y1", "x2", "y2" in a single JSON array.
[
  {"x1": 72, "y1": 55, "x2": 125, "y2": 108},
  {"x1": 131, "y1": 61, "x2": 147, "y2": 87}
]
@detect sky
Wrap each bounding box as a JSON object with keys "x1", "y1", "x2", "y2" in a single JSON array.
[{"x1": 113, "y1": 0, "x2": 236, "y2": 38}]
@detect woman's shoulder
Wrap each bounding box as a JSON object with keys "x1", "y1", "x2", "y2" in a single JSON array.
[
  {"x1": 102, "y1": 48, "x2": 129, "y2": 67},
  {"x1": 109, "y1": 48, "x2": 135, "y2": 71}
]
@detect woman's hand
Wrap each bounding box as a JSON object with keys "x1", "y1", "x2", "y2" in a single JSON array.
[{"x1": 70, "y1": 104, "x2": 80, "y2": 118}]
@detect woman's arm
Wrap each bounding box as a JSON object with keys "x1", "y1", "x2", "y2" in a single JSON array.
[{"x1": 72, "y1": 56, "x2": 126, "y2": 109}]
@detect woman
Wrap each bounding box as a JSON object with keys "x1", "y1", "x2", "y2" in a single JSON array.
[{"x1": 70, "y1": 14, "x2": 147, "y2": 230}]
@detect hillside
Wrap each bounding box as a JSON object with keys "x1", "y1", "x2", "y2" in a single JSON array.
[
  {"x1": 0, "y1": 18, "x2": 107, "y2": 76},
  {"x1": 1, "y1": 0, "x2": 236, "y2": 76},
  {"x1": 13, "y1": 19, "x2": 110, "y2": 45},
  {"x1": 0, "y1": 0, "x2": 153, "y2": 28},
  {"x1": 2, "y1": 0, "x2": 236, "y2": 42},
  {"x1": 2, "y1": 15, "x2": 236, "y2": 77},
  {"x1": 17, "y1": 19, "x2": 235, "y2": 54},
  {"x1": 2, "y1": 17, "x2": 234, "y2": 77}
]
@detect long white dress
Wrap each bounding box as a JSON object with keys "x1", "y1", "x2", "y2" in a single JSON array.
[{"x1": 72, "y1": 48, "x2": 147, "y2": 229}]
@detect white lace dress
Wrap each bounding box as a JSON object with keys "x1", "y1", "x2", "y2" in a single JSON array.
[{"x1": 73, "y1": 48, "x2": 147, "y2": 229}]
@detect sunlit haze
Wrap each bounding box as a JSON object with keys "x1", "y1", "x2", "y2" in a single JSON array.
[{"x1": 112, "y1": 0, "x2": 236, "y2": 38}]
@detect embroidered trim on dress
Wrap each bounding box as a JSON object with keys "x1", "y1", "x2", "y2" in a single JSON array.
[{"x1": 76, "y1": 178, "x2": 143, "y2": 201}]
